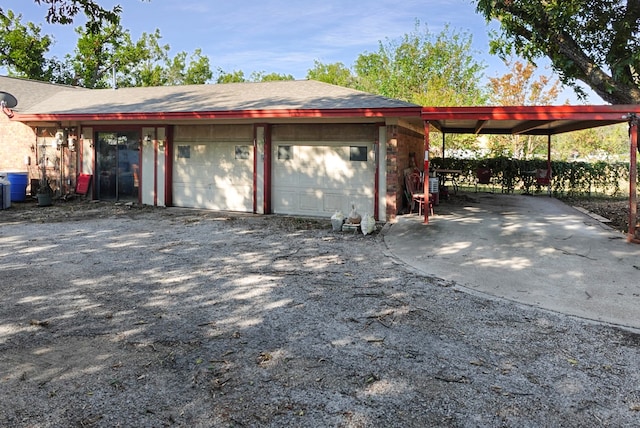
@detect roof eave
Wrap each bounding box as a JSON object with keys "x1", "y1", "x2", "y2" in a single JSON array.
[{"x1": 13, "y1": 107, "x2": 422, "y2": 122}]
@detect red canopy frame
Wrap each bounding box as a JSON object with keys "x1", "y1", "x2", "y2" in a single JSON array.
[{"x1": 420, "y1": 105, "x2": 640, "y2": 241}]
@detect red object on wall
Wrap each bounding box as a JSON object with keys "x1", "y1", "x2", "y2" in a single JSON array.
[{"x1": 76, "y1": 174, "x2": 92, "y2": 195}]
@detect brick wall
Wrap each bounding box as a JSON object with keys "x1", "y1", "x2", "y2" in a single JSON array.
[
  {"x1": 0, "y1": 113, "x2": 37, "y2": 180},
  {"x1": 385, "y1": 124, "x2": 425, "y2": 220}
]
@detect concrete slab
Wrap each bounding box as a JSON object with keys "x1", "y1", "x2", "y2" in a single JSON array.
[{"x1": 384, "y1": 192, "x2": 640, "y2": 331}]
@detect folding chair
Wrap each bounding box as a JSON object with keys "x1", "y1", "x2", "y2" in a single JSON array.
[{"x1": 536, "y1": 168, "x2": 551, "y2": 195}]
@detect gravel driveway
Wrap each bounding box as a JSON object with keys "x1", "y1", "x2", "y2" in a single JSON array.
[{"x1": 1, "y1": 201, "x2": 639, "y2": 427}]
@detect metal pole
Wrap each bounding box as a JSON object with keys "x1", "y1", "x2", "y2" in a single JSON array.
[
  {"x1": 628, "y1": 115, "x2": 638, "y2": 243},
  {"x1": 424, "y1": 121, "x2": 430, "y2": 224},
  {"x1": 547, "y1": 134, "x2": 552, "y2": 196}
]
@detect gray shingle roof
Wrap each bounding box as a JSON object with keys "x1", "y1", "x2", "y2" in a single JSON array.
[
  {"x1": 0, "y1": 76, "x2": 87, "y2": 112},
  {"x1": 1, "y1": 77, "x2": 419, "y2": 115}
]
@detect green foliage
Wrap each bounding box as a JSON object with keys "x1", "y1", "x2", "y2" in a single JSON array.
[
  {"x1": 431, "y1": 156, "x2": 630, "y2": 196},
  {"x1": 306, "y1": 60, "x2": 354, "y2": 86},
  {"x1": 352, "y1": 22, "x2": 488, "y2": 106},
  {"x1": 61, "y1": 24, "x2": 212, "y2": 88},
  {"x1": 475, "y1": 0, "x2": 640, "y2": 104},
  {"x1": 249, "y1": 71, "x2": 295, "y2": 82},
  {"x1": 216, "y1": 69, "x2": 246, "y2": 84},
  {"x1": 216, "y1": 69, "x2": 295, "y2": 83},
  {"x1": 0, "y1": 10, "x2": 56, "y2": 80},
  {"x1": 553, "y1": 123, "x2": 628, "y2": 161},
  {"x1": 30, "y1": 0, "x2": 123, "y2": 34}
]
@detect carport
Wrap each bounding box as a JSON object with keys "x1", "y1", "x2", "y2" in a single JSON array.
[{"x1": 420, "y1": 105, "x2": 640, "y2": 242}]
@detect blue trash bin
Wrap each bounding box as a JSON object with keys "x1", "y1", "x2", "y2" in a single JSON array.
[{"x1": 7, "y1": 172, "x2": 28, "y2": 202}]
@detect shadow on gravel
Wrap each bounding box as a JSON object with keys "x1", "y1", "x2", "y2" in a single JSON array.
[{"x1": 1, "y1": 200, "x2": 640, "y2": 426}]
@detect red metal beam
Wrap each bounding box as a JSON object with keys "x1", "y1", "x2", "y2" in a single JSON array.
[{"x1": 421, "y1": 105, "x2": 640, "y2": 122}]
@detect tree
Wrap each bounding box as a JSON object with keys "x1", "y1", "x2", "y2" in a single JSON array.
[
  {"x1": 352, "y1": 23, "x2": 488, "y2": 107},
  {"x1": 215, "y1": 69, "x2": 246, "y2": 84},
  {"x1": 306, "y1": 60, "x2": 354, "y2": 86},
  {"x1": 0, "y1": 10, "x2": 57, "y2": 80},
  {"x1": 215, "y1": 69, "x2": 294, "y2": 83},
  {"x1": 62, "y1": 23, "x2": 212, "y2": 88},
  {"x1": 3, "y1": 0, "x2": 126, "y2": 33},
  {"x1": 488, "y1": 59, "x2": 561, "y2": 106},
  {"x1": 343, "y1": 22, "x2": 488, "y2": 153},
  {"x1": 554, "y1": 124, "x2": 629, "y2": 161},
  {"x1": 487, "y1": 58, "x2": 562, "y2": 158},
  {"x1": 249, "y1": 71, "x2": 295, "y2": 82},
  {"x1": 475, "y1": 0, "x2": 640, "y2": 104}
]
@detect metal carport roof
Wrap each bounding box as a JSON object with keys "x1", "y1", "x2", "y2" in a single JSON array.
[
  {"x1": 421, "y1": 105, "x2": 640, "y2": 136},
  {"x1": 419, "y1": 105, "x2": 640, "y2": 242}
]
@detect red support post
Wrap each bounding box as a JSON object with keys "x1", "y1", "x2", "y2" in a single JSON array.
[
  {"x1": 547, "y1": 134, "x2": 552, "y2": 195},
  {"x1": 628, "y1": 115, "x2": 638, "y2": 243},
  {"x1": 423, "y1": 121, "x2": 430, "y2": 224}
]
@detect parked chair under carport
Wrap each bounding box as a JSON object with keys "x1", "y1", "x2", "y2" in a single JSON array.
[
  {"x1": 475, "y1": 168, "x2": 494, "y2": 193},
  {"x1": 536, "y1": 168, "x2": 552, "y2": 195},
  {"x1": 405, "y1": 172, "x2": 433, "y2": 216}
]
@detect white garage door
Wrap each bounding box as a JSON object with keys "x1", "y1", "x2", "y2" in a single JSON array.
[
  {"x1": 272, "y1": 143, "x2": 375, "y2": 217},
  {"x1": 173, "y1": 137, "x2": 254, "y2": 211}
]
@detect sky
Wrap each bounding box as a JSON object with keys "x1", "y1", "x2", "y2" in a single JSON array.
[{"x1": 2, "y1": 0, "x2": 597, "y2": 103}]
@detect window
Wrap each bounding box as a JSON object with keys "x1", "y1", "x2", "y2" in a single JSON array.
[
  {"x1": 177, "y1": 145, "x2": 190, "y2": 159},
  {"x1": 277, "y1": 145, "x2": 292, "y2": 160},
  {"x1": 235, "y1": 145, "x2": 250, "y2": 160},
  {"x1": 350, "y1": 146, "x2": 367, "y2": 161}
]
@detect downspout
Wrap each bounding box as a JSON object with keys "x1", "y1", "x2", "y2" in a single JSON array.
[
  {"x1": 628, "y1": 115, "x2": 638, "y2": 243},
  {"x1": 423, "y1": 121, "x2": 430, "y2": 224}
]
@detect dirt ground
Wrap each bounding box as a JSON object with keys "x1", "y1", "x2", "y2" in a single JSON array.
[
  {"x1": 1, "y1": 197, "x2": 640, "y2": 427},
  {"x1": 562, "y1": 196, "x2": 634, "y2": 235}
]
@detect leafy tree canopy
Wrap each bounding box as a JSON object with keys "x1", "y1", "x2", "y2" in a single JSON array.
[
  {"x1": 306, "y1": 60, "x2": 355, "y2": 87},
  {"x1": 488, "y1": 58, "x2": 561, "y2": 106},
  {"x1": 353, "y1": 23, "x2": 488, "y2": 106},
  {"x1": 4, "y1": 0, "x2": 126, "y2": 34},
  {"x1": 249, "y1": 71, "x2": 294, "y2": 82},
  {"x1": 486, "y1": 59, "x2": 562, "y2": 159},
  {"x1": 475, "y1": 0, "x2": 640, "y2": 104},
  {"x1": 216, "y1": 69, "x2": 295, "y2": 84},
  {"x1": 57, "y1": 22, "x2": 212, "y2": 88},
  {"x1": 0, "y1": 10, "x2": 57, "y2": 80}
]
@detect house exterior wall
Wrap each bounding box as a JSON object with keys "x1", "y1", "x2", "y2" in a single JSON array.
[
  {"x1": 0, "y1": 113, "x2": 35, "y2": 180},
  {"x1": 384, "y1": 123, "x2": 425, "y2": 220},
  {"x1": 0, "y1": 116, "x2": 424, "y2": 221}
]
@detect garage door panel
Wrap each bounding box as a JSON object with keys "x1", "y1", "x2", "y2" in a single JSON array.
[
  {"x1": 323, "y1": 193, "x2": 343, "y2": 212},
  {"x1": 272, "y1": 143, "x2": 374, "y2": 217},
  {"x1": 299, "y1": 192, "x2": 321, "y2": 211},
  {"x1": 173, "y1": 141, "x2": 253, "y2": 211}
]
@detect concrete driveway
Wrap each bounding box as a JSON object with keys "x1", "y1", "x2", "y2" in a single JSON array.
[{"x1": 384, "y1": 192, "x2": 640, "y2": 331}]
